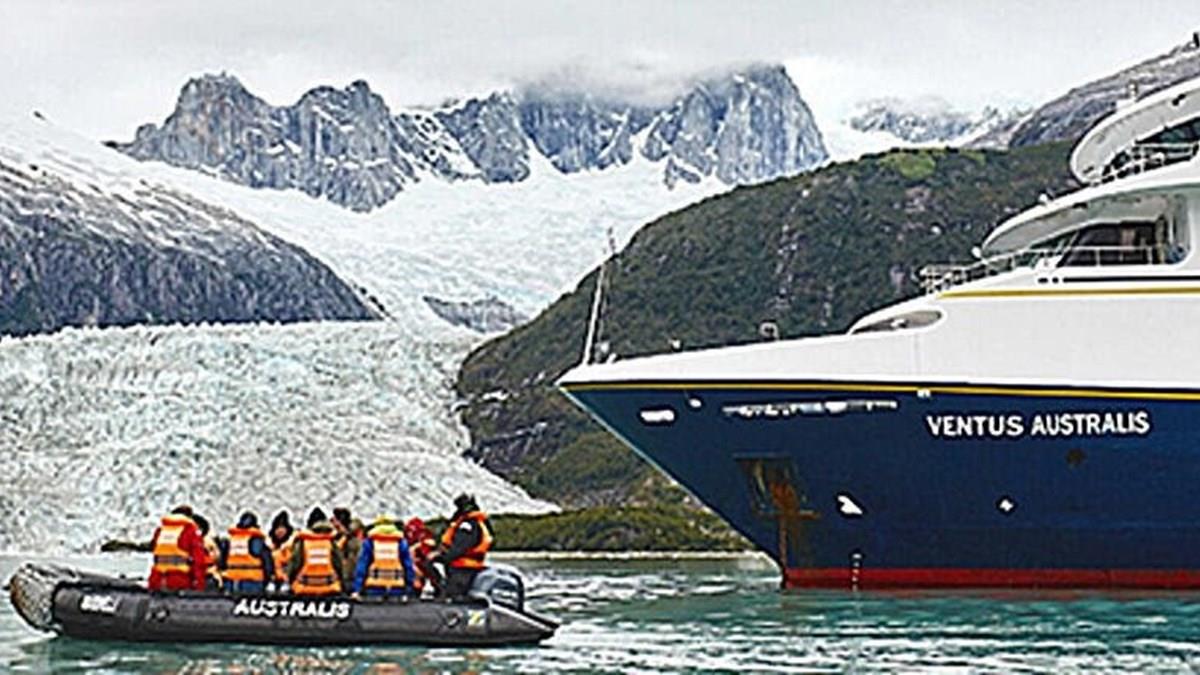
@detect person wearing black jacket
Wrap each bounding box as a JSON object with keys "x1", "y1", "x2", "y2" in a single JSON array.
[{"x1": 434, "y1": 494, "x2": 494, "y2": 598}]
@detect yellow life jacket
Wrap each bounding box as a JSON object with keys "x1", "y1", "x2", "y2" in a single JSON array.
[
  {"x1": 440, "y1": 511, "x2": 493, "y2": 570},
  {"x1": 224, "y1": 527, "x2": 266, "y2": 583},
  {"x1": 152, "y1": 514, "x2": 193, "y2": 575},
  {"x1": 364, "y1": 531, "x2": 406, "y2": 591},
  {"x1": 292, "y1": 531, "x2": 341, "y2": 595}
]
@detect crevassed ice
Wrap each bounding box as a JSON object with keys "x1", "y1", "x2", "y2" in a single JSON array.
[
  {"x1": 0, "y1": 114, "x2": 725, "y2": 553},
  {"x1": 0, "y1": 321, "x2": 555, "y2": 553}
]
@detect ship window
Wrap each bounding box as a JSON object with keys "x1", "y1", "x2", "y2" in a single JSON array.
[
  {"x1": 850, "y1": 309, "x2": 943, "y2": 334},
  {"x1": 638, "y1": 407, "x2": 676, "y2": 425},
  {"x1": 1057, "y1": 220, "x2": 1176, "y2": 267},
  {"x1": 1103, "y1": 117, "x2": 1200, "y2": 179}
]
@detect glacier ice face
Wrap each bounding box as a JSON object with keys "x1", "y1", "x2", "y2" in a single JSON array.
[
  {"x1": 0, "y1": 321, "x2": 552, "y2": 554},
  {"x1": 111, "y1": 65, "x2": 828, "y2": 211}
]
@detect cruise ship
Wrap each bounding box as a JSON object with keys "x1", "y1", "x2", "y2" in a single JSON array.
[{"x1": 559, "y1": 77, "x2": 1200, "y2": 589}]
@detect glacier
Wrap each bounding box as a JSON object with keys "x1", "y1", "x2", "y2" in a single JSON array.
[{"x1": 0, "y1": 112, "x2": 723, "y2": 553}]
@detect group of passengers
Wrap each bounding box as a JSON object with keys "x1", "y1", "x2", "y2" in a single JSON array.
[{"x1": 147, "y1": 494, "x2": 492, "y2": 600}]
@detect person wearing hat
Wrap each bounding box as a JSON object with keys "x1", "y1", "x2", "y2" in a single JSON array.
[
  {"x1": 404, "y1": 517, "x2": 440, "y2": 596},
  {"x1": 267, "y1": 510, "x2": 295, "y2": 588},
  {"x1": 219, "y1": 511, "x2": 273, "y2": 594},
  {"x1": 435, "y1": 494, "x2": 494, "y2": 598},
  {"x1": 351, "y1": 515, "x2": 415, "y2": 599},
  {"x1": 287, "y1": 507, "x2": 346, "y2": 596},
  {"x1": 331, "y1": 508, "x2": 364, "y2": 591}
]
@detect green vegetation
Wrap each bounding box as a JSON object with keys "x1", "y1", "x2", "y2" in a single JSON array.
[
  {"x1": 879, "y1": 149, "x2": 938, "y2": 179},
  {"x1": 486, "y1": 505, "x2": 749, "y2": 552},
  {"x1": 457, "y1": 144, "x2": 1077, "y2": 525}
]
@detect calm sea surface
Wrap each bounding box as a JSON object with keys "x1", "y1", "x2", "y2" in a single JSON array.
[{"x1": 4, "y1": 553, "x2": 1200, "y2": 673}]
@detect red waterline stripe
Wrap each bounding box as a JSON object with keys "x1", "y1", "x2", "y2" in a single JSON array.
[{"x1": 785, "y1": 567, "x2": 1200, "y2": 590}]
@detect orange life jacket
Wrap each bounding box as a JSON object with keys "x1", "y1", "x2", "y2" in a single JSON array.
[
  {"x1": 223, "y1": 527, "x2": 267, "y2": 583},
  {"x1": 152, "y1": 514, "x2": 194, "y2": 575},
  {"x1": 440, "y1": 511, "x2": 493, "y2": 570},
  {"x1": 271, "y1": 535, "x2": 293, "y2": 583},
  {"x1": 292, "y1": 531, "x2": 341, "y2": 595},
  {"x1": 364, "y1": 532, "x2": 407, "y2": 591}
]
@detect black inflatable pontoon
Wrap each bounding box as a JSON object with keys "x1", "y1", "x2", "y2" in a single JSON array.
[{"x1": 8, "y1": 563, "x2": 557, "y2": 646}]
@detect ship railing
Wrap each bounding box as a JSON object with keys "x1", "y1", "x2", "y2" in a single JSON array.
[
  {"x1": 1094, "y1": 141, "x2": 1200, "y2": 185},
  {"x1": 919, "y1": 244, "x2": 1172, "y2": 293}
]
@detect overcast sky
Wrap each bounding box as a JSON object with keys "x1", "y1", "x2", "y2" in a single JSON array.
[{"x1": 3, "y1": 1, "x2": 1199, "y2": 140}]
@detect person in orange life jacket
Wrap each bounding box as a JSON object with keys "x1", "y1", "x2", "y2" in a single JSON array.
[
  {"x1": 404, "y1": 517, "x2": 440, "y2": 597},
  {"x1": 148, "y1": 505, "x2": 207, "y2": 592},
  {"x1": 192, "y1": 514, "x2": 223, "y2": 591},
  {"x1": 268, "y1": 510, "x2": 295, "y2": 587},
  {"x1": 434, "y1": 494, "x2": 494, "y2": 598},
  {"x1": 217, "y1": 511, "x2": 274, "y2": 594},
  {"x1": 287, "y1": 507, "x2": 346, "y2": 596},
  {"x1": 351, "y1": 516, "x2": 415, "y2": 598}
]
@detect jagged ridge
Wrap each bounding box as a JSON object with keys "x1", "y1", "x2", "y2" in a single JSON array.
[{"x1": 110, "y1": 66, "x2": 828, "y2": 211}]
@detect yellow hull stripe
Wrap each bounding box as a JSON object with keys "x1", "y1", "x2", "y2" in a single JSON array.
[
  {"x1": 561, "y1": 381, "x2": 1200, "y2": 401},
  {"x1": 940, "y1": 286, "x2": 1200, "y2": 299}
]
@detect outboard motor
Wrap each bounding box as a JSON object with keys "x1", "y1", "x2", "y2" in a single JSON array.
[{"x1": 467, "y1": 564, "x2": 525, "y2": 612}]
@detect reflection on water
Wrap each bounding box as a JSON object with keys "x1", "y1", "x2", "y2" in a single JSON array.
[{"x1": 5, "y1": 553, "x2": 1200, "y2": 673}]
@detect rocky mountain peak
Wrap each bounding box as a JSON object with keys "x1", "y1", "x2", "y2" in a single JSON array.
[{"x1": 112, "y1": 65, "x2": 829, "y2": 210}]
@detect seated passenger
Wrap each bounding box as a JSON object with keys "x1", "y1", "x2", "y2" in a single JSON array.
[
  {"x1": 148, "y1": 505, "x2": 207, "y2": 592},
  {"x1": 352, "y1": 516, "x2": 415, "y2": 599},
  {"x1": 192, "y1": 514, "x2": 223, "y2": 591},
  {"x1": 219, "y1": 512, "x2": 274, "y2": 594},
  {"x1": 404, "y1": 517, "x2": 440, "y2": 596},
  {"x1": 434, "y1": 494, "x2": 494, "y2": 599},
  {"x1": 287, "y1": 508, "x2": 345, "y2": 596},
  {"x1": 268, "y1": 510, "x2": 295, "y2": 589}
]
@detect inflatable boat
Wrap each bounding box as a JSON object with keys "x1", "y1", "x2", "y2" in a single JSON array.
[{"x1": 8, "y1": 562, "x2": 557, "y2": 646}]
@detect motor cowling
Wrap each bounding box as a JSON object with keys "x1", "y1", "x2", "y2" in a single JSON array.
[{"x1": 467, "y1": 564, "x2": 524, "y2": 612}]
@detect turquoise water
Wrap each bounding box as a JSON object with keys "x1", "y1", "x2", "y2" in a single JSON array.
[{"x1": 5, "y1": 553, "x2": 1200, "y2": 673}]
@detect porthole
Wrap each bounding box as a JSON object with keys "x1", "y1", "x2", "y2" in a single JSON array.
[{"x1": 639, "y1": 408, "x2": 676, "y2": 425}]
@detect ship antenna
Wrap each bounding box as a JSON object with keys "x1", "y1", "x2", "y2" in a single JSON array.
[{"x1": 581, "y1": 227, "x2": 617, "y2": 366}]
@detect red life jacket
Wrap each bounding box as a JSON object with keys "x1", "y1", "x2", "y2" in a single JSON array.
[{"x1": 440, "y1": 511, "x2": 493, "y2": 570}]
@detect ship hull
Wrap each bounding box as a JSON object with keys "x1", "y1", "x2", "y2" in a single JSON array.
[{"x1": 562, "y1": 380, "x2": 1200, "y2": 589}]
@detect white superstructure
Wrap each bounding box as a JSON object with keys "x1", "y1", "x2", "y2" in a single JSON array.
[{"x1": 561, "y1": 76, "x2": 1200, "y2": 392}]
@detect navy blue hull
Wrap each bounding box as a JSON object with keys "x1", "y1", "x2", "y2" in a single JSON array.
[{"x1": 562, "y1": 381, "x2": 1200, "y2": 588}]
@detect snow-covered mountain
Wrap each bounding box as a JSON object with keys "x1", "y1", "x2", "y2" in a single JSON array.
[
  {"x1": 0, "y1": 117, "x2": 377, "y2": 337},
  {"x1": 0, "y1": 104, "x2": 721, "y2": 553},
  {"x1": 1011, "y1": 37, "x2": 1200, "y2": 147},
  {"x1": 110, "y1": 65, "x2": 827, "y2": 210},
  {"x1": 846, "y1": 97, "x2": 1028, "y2": 149}
]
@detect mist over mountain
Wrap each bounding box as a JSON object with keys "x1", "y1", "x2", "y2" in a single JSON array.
[
  {"x1": 110, "y1": 65, "x2": 828, "y2": 211},
  {"x1": 847, "y1": 97, "x2": 1028, "y2": 148}
]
